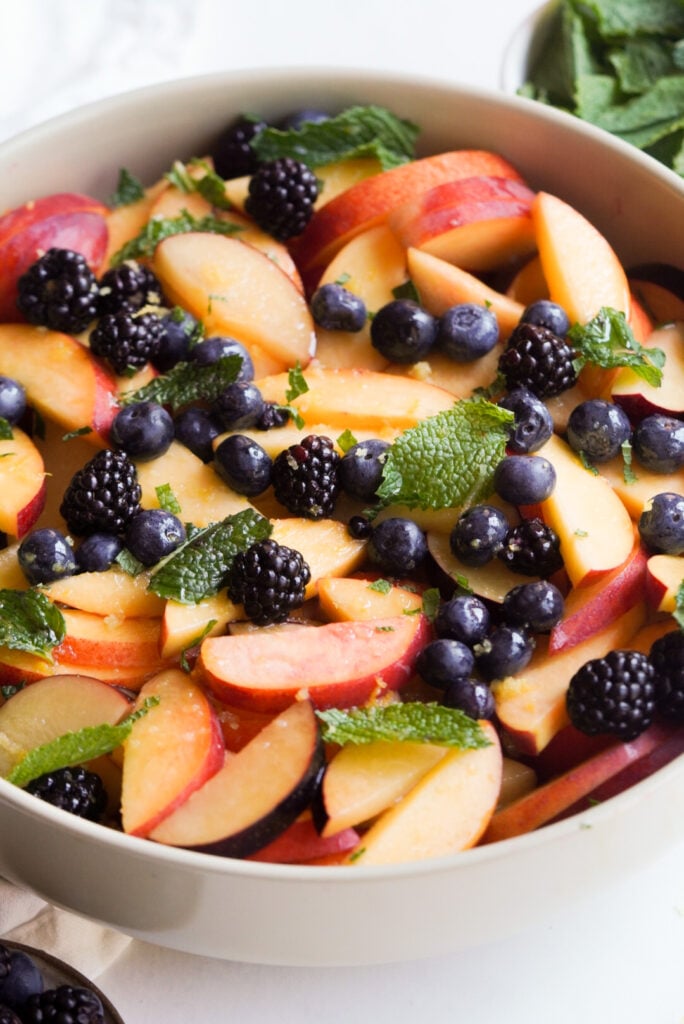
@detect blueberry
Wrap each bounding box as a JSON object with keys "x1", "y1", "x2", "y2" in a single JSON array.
[
  {"x1": 191, "y1": 336, "x2": 254, "y2": 381},
  {"x1": 18, "y1": 528, "x2": 78, "y2": 585},
  {"x1": 214, "y1": 434, "x2": 273, "y2": 495},
  {"x1": 310, "y1": 283, "x2": 367, "y2": 332},
  {"x1": 370, "y1": 300, "x2": 437, "y2": 363},
  {"x1": 450, "y1": 505, "x2": 509, "y2": 566},
  {"x1": 0, "y1": 943, "x2": 44, "y2": 1010},
  {"x1": 566, "y1": 398, "x2": 632, "y2": 463},
  {"x1": 502, "y1": 580, "x2": 564, "y2": 632},
  {"x1": 348, "y1": 515, "x2": 373, "y2": 540},
  {"x1": 493, "y1": 454, "x2": 556, "y2": 505},
  {"x1": 212, "y1": 381, "x2": 265, "y2": 431},
  {"x1": 436, "y1": 303, "x2": 499, "y2": 362},
  {"x1": 174, "y1": 407, "x2": 222, "y2": 463},
  {"x1": 367, "y1": 517, "x2": 428, "y2": 575},
  {"x1": 520, "y1": 299, "x2": 570, "y2": 337},
  {"x1": 434, "y1": 594, "x2": 491, "y2": 645},
  {"x1": 110, "y1": 401, "x2": 174, "y2": 461},
  {"x1": 416, "y1": 638, "x2": 475, "y2": 689},
  {"x1": 498, "y1": 387, "x2": 554, "y2": 454},
  {"x1": 75, "y1": 532, "x2": 123, "y2": 572},
  {"x1": 0, "y1": 376, "x2": 27, "y2": 425},
  {"x1": 632, "y1": 414, "x2": 684, "y2": 473},
  {"x1": 638, "y1": 492, "x2": 684, "y2": 554},
  {"x1": 278, "y1": 108, "x2": 330, "y2": 130},
  {"x1": 338, "y1": 439, "x2": 390, "y2": 500},
  {"x1": 475, "y1": 624, "x2": 535, "y2": 681},
  {"x1": 442, "y1": 677, "x2": 496, "y2": 720},
  {"x1": 125, "y1": 509, "x2": 186, "y2": 566},
  {"x1": 152, "y1": 308, "x2": 201, "y2": 372}
]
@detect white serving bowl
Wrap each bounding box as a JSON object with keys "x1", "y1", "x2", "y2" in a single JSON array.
[{"x1": 1, "y1": 68, "x2": 684, "y2": 967}]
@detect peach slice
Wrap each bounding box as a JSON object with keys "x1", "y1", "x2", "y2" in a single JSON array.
[
  {"x1": 538, "y1": 433, "x2": 635, "y2": 588},
  {"x1": 199, "y1": 613, "x2": 431, "y2": 712},
  {"x1": 598, "y1": 456, "x2": 684, "y2": 520},
  {"x1": 153, "y1": 232, "x2": 316, "y2": 377},
  {"x1": 270, "y1": 517, "x2": 368, "y2": 598},
  {"x1": 317, "y1": 575, "x2": 423, "y2": 622},
  {"x1": 506, "y1": 254, "x2": 548, "y2": 305},
  {"x1": 407, "y1": 247, "x2": 525, "y2": 339},
  {"x1": 0, "y1": 673, "x2": 131, "y2": 777},
  {"x1": 389, "y1": 175, "x2": 536, "y2": 270},
  {"x1": 0, "y1": 544, "x2": 28, "y2": 590},
  {"x1": 121, "y1": 668, "x2": 225, "y2": 837},
  {"x1": 52, "y1": 609, "x2": 164, "y2": 669},
  {"x1": 40, "y1": 568, "x2": 165, "y2": 619},
  {"x1": 645, "y1": 554, "x2": 684, "y2": 613},
  {"x1": 386, "y1": 345, "x2": 504, "y2": 402},
  {"x1": 611, "y1": 322, "x2": 684, "y2": 420},
  {"x1": 213, "y1": 420, "x2": 400, "y2": 460},
  {"x1": 347, "y1": 720, "x2": 501, "y2": 865},
  {"x1": 0, "y1": 426, "x2": 46, "y2": 538},
  {"x1": 532, "y1": 190, "x2": 631, "y2": 325},
  {"x1": 247, "y1": 815, "x2": 360, "y2": 864},
  {"x1": 0, "y1": 325, "x2": 118, "y2": 445},
  {"x1": 160, "y1": 592, "x2": 240, "y2": 661}
]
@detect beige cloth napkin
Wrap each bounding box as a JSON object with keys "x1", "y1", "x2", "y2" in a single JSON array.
[{"x1": 0, "y1": 879, "x2": 131, "y2": 979}]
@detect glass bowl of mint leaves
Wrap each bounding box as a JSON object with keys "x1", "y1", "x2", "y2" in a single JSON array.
[{"x1": 503, "y1": 0, "x2": 684, "y2": 177}]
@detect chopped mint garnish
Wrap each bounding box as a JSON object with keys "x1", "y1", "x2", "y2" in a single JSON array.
[
  {"x1": 336, "y1": 429, "x2": 358, "y2": 453},
  {"x1": 251, "y1": 105, "x2": 419, "y2": 171},
  {"x1": 421, "y1": 588, "x2": 441, "y2": 620},
  {"x1": 621, "y1": 439, "x2": 638, "y2": 483},
  {"x1": 120, "y1": 354, "x2": 242, "y2": 412},
  {"x1": 108, "y1": 167, "x2": 146, "y2": 208},
  {"x1": 316, "y1": 701, "x2": 492, "y2": 749},
  {"x1": 155, "y1": 483, "x2": 182, "y2": 516},
  {"x1": 6, "y1": 698, "x2": 159, "y2": 788},
  {"x1": 115, "y1": 547, "x2": 146, "y2": 577},
  {"x1": 148, "y1": 509, "x2": 271, "y2": 603},
  {"x1": 375, "y1": 398, "x2": 514, "y2": 511},
  {"x1": 569, "y1": 307, "x2": 665, "y2": 386},
  {"x1": 285, "y1": 362, "x2": 309, "y2": 403},
  {"x1": 392, "y1": 279, "x2": 421, "y2": 303},
  {"x1": 111, "y1": 210, "x2": 242, "y2": 264},
  {"x1": 335, "y1": 272, "x2": 351, "y2": 286},
  {"x1": 472, "y1": 371, "x2": 506, "y2": 400},
  {"x1": 1, "y1": 682, "x2": 25, "y2": 700},
  {"x1": 0, "y1": 590, "x2": 66, "y2": 662},
  {"x1": 62, "y1": 426, "x2": 92, "y2": 442},
  {"x1": 368, "y1": 578, "x2": 392, "y2": 594},
  {"x1": 578, "y1": 450, "x2": 599, "y2": 475},
  {"x1": 674, "y1": 579, "x2": 684, "y2": 630},
  {"x1": 0, "y1": 418, "x2": 13, "y2": 441},
  {"x1": 165, "y1": 159, "x2": 233, "y2": 211}
]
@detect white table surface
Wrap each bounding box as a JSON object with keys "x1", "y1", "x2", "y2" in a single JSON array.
[{"x1": 2, "y1": 1, "x2": 684, "y2": 1021}]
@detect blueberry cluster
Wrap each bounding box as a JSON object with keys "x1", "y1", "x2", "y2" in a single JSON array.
[{"x1": 0, "y1": 941, "x2": 107, "y2": 1024}]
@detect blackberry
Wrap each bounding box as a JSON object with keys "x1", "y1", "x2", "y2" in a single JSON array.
[
  {"x1": 89, "y1": 309, "x2": 162, "y2": 375},
  {"x1": 16, "y1": 247, "x2": 98, "y2": 333},
  {"x1": 245, "y1": 157, "x2": 318, "y2": 241},
  {"x1": 650, "y1": 630, "x2": 684, "y2": 721},
  {"x1": 272, "y1": 434, "x2": 340, "y2": 518},
  {"x1": 0, "y1": 1007, "x2": 22, "y2": 1024},
  {"x1": 566, "y1": 649, "x2": 656, "y2": 740},
  {"x1": 228, "y1": 538, "x2": 311, "y2": 625},
  {"x1": 60, "y1": 449, "x2": 141, "y2": 536},
  {"x1": 499, "y1": 322, "x2": 577, "y2": 398},
  {"x1": 25, "y1": 766, "x2": 107, "y2": 821},
  {"x1": 22, "y1": 985, "x2": 105, "y2": 1024},
  {"x1": 97, "y1": 260, "x2": 163, "y2": 315},
  {"x1": 498, "y1": 517, "x2": 564, "y2": 577},
  {"x1": 211, "y1": 115, "x2": 268, "y2": 179}
]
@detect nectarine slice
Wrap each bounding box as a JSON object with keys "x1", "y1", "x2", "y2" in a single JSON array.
[
  {"x1": 41, "y1": 568, "x2": 165, "y2": 619},
  {"x1": 317, "y1": 575, "x2": 423, "y2": 622},
  {"x1": 0, "y1": 426, "x2": 46, "y2": 538}
]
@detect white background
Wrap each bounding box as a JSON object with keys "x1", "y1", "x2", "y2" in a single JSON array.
[{"x1": 2, "y1": 1, "x2": 684, "y2": 1021}]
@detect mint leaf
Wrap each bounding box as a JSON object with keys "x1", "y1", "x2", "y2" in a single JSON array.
[
  {"x1": 6, "y1": 698, "x2": 159, "y2": 788},
  {"x1": 251, "y1": 105, "x2": 419, "y2": 171},
  {"x1": 148, "y1": 509, "x2": 271, "y2": 603},
  {"x1": 108, "y1": 167, "x2": 145, "y2": 208},
  {"x1": 166, "y1": 159, "x2": 233, "y2": 211},
  {"x1": 337, "y1": 428, "x2": 358, "y2": 453},
  {"x1": 62, "y1": 426, "x2": 92, "y2": 442},
  {"x1": 115, "y1": 548, "x2": 146, "y2": 577},
  {"x1": 569, "y1": 307, "x2": 665, "y2": 386},
  {"x1": 0, "y1": 590, "x2": 66, "y2": 662},
  {"x1": 285, "y1": 362, "x2": 309, "y2": 403},
  {"x1": 111, "y1": 210, "x2": 242, "y2": 264},
  {"x1": 421, "y1": 588, "x2": 441, "y2": 621},
  {"x1": 0, "y1": 418, "x2": 13, "y2": 440},
  {"x1": 674, "y1": 579, "x2": 684, "y2": 630},
  {"x1": 368, "y1": 578, "x2": 392, "y2": 594},
  {"x1": 376, "y1": 398, "x2": 514, "y2": 511},
  {"x1": 120, "y1": 355, "x2": 241, "y2": 412},
  {"x1": 155, "y1": 483, "x2": 182, "y2": 515},
  {"x1": 392, "y1": 279, "x2": 421, "y2": 303},
  {"x1": 316, "y1": 702, "x2": 491, "y2": 749},
  {"x1": 621, "y1": 439, "x2": 638, "y2": 483}
]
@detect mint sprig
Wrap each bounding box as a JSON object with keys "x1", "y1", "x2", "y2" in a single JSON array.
[
  {"x1": 316, "y1": 702, "x2": 491, "y2": 749},
  {"x1": 375, "y1": 398, "x2": 514, "y2": 511},
  {"x1": 251, "y1": 105, "x2": 419, "y2": 171},
  {"x1": 120, "y1": 355, "x2": 242, "y2": 412},
  {"x1": 0, "y1": 590, "x2": 66, "y2": 662},
  {"x1": 108, "y1": 167, "x2": 145, "y2": 208},
  {"x1": 148, "y1": 509, "x2": 271, "y2": 603},
  {"x1": 569, "y1": 306, "x2": 665, "y2": 386},
  {"x1": 111, "y1": 210, "x2": 242, "y2": 264},
  {"x1": 165, "y1": 159, "x2": 233, "y2": 211}
]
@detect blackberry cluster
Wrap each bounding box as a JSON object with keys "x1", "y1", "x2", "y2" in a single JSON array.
[
  {"x1": 60, "y1": 449, "x2": 141, "y2": 536},
  {"x1": 566, "y1": 649, "x2": 656, "y2": 740},
  {"x1": 89, "y1": 309, "x2": 162, "y2": 374},
  {"x1": 228, "y1": 538, "x2": 311, "y2": 625},
  {"x1": 650, "y1": 630, "x2": 684, "y2": 720},
  {"x1": 25, "y1": 766, "x2": 107, "y2": 822},
  {"x1": 499, "y1": 322, "x2": 577, "y2": 398},
  {"x1": 245, "y1": 157, "x2": 318, "y2": 240},
  {"x1": 498, "y1": 517, "x2": 564, "y2": 577},
  {"x1": 211, "y1": 115, "x2": 268, "y2": 179},
  {"x1": 272, "y1": 434, "x2": 340, "y2": 519},
  {"x1": 16, "y1": 248, "x2": 99, "y2": 333},
  {"x1": 22, "y1": 985, "x2": 105, "y2": 1024},
  {"x1": 97, "y1": 260, "x2": 164, "y2": 315},
  {"x1": 0, "y1": 1007, "x2": 21, "y2": 1024}
]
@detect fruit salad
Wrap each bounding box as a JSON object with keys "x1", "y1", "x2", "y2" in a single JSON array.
[{"x1": 1, "y1": 102, "x2": 684, "y2": 867}]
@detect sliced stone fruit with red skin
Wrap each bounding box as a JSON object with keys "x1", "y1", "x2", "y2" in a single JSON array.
[
  {"x1": 148, "y1": 699, "x2": 324, "y2": 858},
  {"x1": 611, "y1": 322, "x2": 684, "y2": 421},
  {"x1": 199, "y1": 613, "x2": 431, "y2": 713},
  {"x1": 645, "y1": 553, "x2": 684, "y2": 613},
  {"x1": 246, "y1": 815, "x2": 360, "y2": 864},
  {"x1": 0, "y1": 426, "x2": 46, "y2": 538}
]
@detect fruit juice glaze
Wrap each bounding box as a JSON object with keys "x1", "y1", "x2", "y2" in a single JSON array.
[{"x1": 0, "y1": 103, "x2": 683, "y2": 867}]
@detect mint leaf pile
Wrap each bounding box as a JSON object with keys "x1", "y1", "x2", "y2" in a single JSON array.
[
  {"x1": 120, "y1": 354, "x2": 242, "y2": 411},
  {"x1": 111, "y1": 210, "x2": 242, "y2": 263},
  {"x1": 0, "y1": 589, "x2": 66, "y2": 662},
  {"x1": 108, "y1": 167, "x2": 146, "y2": 208},
  {"x1": 569, "y1": 306, "x2": 665, "y2": 386},
  {"x1": 316, "y1": 702, "x2": 491, "y2": 749},
  {"x1": 520, "y1": 0, "x2": 684, "y2": 176},
  {"x1": 375, "y1": 398, "x2": 514, "y2": 511},
  {"x1": 251, "y1": 105, "x2": 419, "y2": 171}
]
